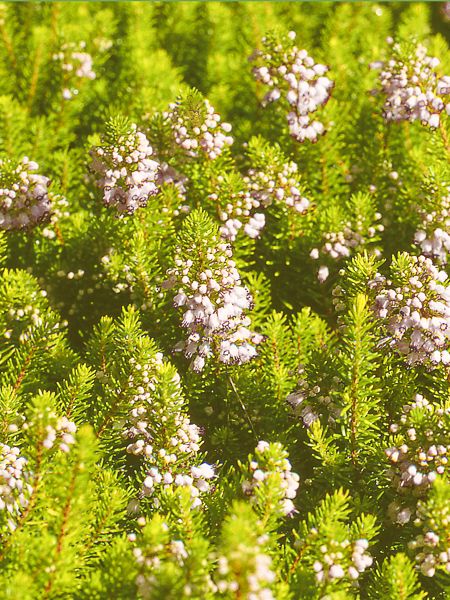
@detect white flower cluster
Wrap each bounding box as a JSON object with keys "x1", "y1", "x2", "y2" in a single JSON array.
[
  {"x1": 165, "y1": 98, "x2": 233, "y2": 160},
  {"x1": 126, "y1": 408, "x2": 201, "y2": 461},
  {"x1": 134, "y1": 535, "x2": 188, "y2": 568},
  {"x1": 246, "y1": 162, "x2": 310, "y2": 215},
  {"x1": 373, "y1": 42, "x2": 450, "y2": 128},
  {"x1": 213, "y1": 160, "x2": 309, "y2": 242},
  {"x1": 215, "y1": 534, "x2": 276, "y2": 599},
  {"x1": 372, "y1": 254, "x2": 450, "y2": 368},
  {"x1": 42, "y1": 416, "x2": 77, "y2": 453},
  {"x1": 414, "y1": 192, "x2": 450, "y2": 265},
  {"x1": 310, "y1": 215, "x2": 384, "y2": 282},
  {"x1": 53, "y1": 41, "x2": 96, "y2": 100},
  {"x1": 287, "y1": 373, "x2": 341, "y2": 428},
  {"x1": 211, "y1": 185, "x2": 263, "y2": 242},
  {"x1": 385, "y1": 394, "x2": 449, "y2": 499},
  {"x1": 0, "y1": 157, "x2": 51, "y2": 231},
  {"x1": 252, "y1": 31, "x2": 333, "y2": 142},
  {"x1": 23, "y1": 413, "x2": 77, "y2": 454},
  {"x1": 4, "y1": 302, "x2": 44, "y2": 342},
  {"x1": 241, "y1": 441, "x2": 299, "y2": 517},
  {"x1": 90, "y1": 124, "x2": 160, "y2": 215},
  {"x1": 0, "y1": 444, "x2": 32, "y2": 526},
  {"x1": 312, "y1": 537, "x2": 373, "y2": 583},
  {"x1": 408, "y1": 497, "x2": 450, "y2": 577},
  {"x1": 142, "y1": 462, "x2": 215, "y2": 509},
  {"x1": 164, "y1": 237, "x2": 261, "y2": 371},
  {"x1": 122, "y1": 355, "x2": 215, "y2": 508},
  {"x1": 409, "y1": 530, "x2": 450, "y2": 578}
]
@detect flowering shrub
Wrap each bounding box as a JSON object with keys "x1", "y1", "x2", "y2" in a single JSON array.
[
  {"x1": 372, "y1": 42, "x2": 450, "y2": 128},
  {"x1": 89, "y1": 120, "x2": 160, "y2": 215},
  {"x1": 164, "y1": 90, "x2": 233, "y2": 160},
  {"x1": 52, "y1": 41, "x2": 96, "y2": 100},
  {"x1": 0, "y1": 2, "x2": 449, "y2": 599},
  {"x1": 251, "y1": 31, "x2": 334, "y2": 142},
  {"x1": 163, "y1": 209, "x2": 261, "y2": 372},
  {"x1": 0, "y1": 157, "x2": 51, "y2": 231}
]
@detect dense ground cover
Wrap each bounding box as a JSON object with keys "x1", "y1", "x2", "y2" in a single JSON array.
[{"x1": 0, "y1": 2, "x2": 449, "y2": 598}]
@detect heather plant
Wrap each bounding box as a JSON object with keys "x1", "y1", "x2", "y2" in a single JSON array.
[{"x1": 0, "y1": 2, "x2": 449, "y2": 599}]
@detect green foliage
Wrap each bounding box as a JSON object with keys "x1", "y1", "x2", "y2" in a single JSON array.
[{"x1": 0, "y1": 2, "x2": 449, "y2": 598}]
